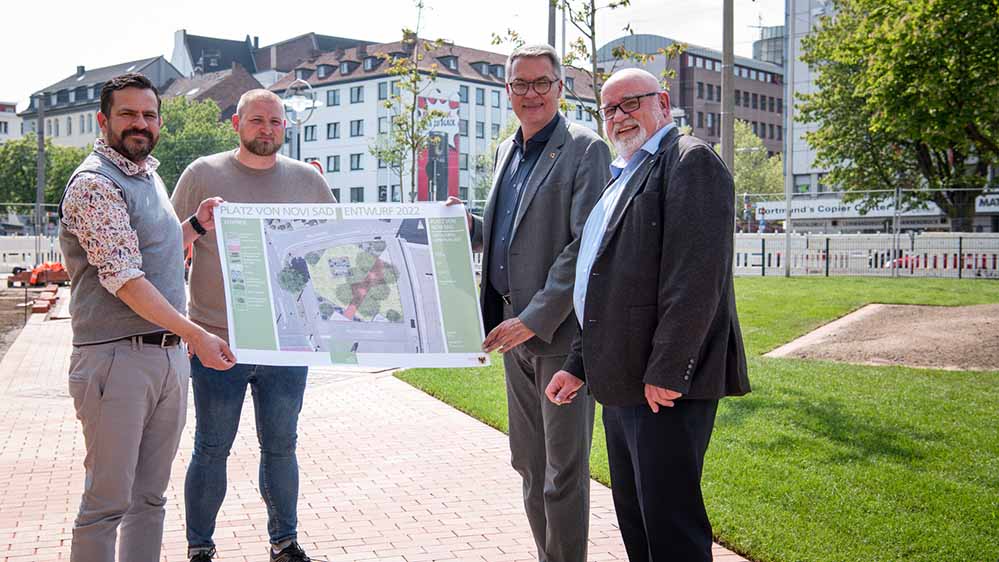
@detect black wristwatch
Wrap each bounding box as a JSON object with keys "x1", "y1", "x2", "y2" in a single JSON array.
[{"x1": 188, "y1": 214, "x2": 208, "y2": 236}]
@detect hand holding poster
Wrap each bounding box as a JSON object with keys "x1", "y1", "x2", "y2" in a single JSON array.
[{"x1": 214, "y1": 202, "x2": 488, "y2": 368}]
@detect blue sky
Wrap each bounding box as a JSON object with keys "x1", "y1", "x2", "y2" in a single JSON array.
[{"x1": 0, "y1": 0, "x2": 784, "y2": 109}]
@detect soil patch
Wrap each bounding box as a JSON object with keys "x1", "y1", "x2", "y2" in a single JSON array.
[
  {"x1": 766, "y1": 303, "x2": 999, "y2": 372},
  {"x1": 0, "y1": 288, "x2": 33, "y2": 362}
]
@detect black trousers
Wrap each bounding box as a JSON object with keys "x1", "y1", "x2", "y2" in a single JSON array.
[{"x1": 602, "y1": 399, "x2": 719, "y2": 562}]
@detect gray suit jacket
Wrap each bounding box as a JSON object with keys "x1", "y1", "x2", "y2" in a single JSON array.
[{"x1": 471, "y1": 113, "x2": 611, "y2": 357}]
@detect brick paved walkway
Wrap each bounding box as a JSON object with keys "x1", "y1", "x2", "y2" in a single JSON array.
[{"x1": 0, "y1": 313, "x2": 747, "y2": 562}]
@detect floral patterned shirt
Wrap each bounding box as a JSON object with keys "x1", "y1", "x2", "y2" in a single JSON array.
[{"x1": 60, "y1": 139, "x2": 162, "y2": 295}]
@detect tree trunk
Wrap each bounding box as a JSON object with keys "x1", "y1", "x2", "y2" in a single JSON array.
[{"x1": 947, "y1": 188, "x2": 979, "y2": 232}]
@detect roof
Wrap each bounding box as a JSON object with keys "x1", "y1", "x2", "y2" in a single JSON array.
[
  {"x1": 254, "y1": 32, "x2": 374, "y2": 73},
  {"x1": 32, "y1": 56, "x2": 161, "y2": 95},
  {"x1": 162, "y1": 63, "x2": 263, "y2": 121},
  {"x1": 596, "y1": 34, "x2": 783, "y2": 75},
  {"x1": 184, "y1": 33, "x2": 257, "y2": 74},
  {"x1": 269, "y1": 38, "x2": 597, "y2": 102}
]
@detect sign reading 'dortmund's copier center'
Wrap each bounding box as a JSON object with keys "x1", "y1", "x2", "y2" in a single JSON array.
[{"x1": 214, "y1": 202, "x2": 488, "y2": 368}]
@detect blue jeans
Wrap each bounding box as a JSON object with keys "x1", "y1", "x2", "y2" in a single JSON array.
[{"x1": 185, "y1": 356, "x2": 308, "y2": 551}]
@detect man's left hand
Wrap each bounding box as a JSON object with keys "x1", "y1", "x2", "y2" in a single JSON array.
[
  {"x1": 645, "y1": 384, "x2": 683, "y2": 413},
  {"x1": 482, "y1": 317, "x2": 535, "y2": 353},
  {"x1": 195, "y1": 197, "x2": 225, "y2": 232}
]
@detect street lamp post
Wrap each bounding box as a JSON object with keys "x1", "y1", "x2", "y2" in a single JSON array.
[
  {"x1": 282, "y1": 79, "x2": 319, "y2": 161},
  {"x1": 34, "y1": 93, "x2": 47, "y2": 265}
]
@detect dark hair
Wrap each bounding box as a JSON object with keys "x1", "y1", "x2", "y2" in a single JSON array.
[{"x1": 99, "y1": 73, "x2": 161, "y2": 116}]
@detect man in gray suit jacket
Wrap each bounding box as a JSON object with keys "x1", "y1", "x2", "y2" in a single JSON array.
[{"x1": 451, "y1": 44, "x2": 610, "y2": 562}]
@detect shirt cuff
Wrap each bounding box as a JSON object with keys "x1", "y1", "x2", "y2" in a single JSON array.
[{"x1": 104, "y1": 269, "x2": 145, "y2": 296}]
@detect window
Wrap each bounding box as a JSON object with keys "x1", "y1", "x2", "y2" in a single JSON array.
[
  {"x1": 378, "y1": 186, "x2": 388, "y2": 202},
  {"x1": 340, "y1": 62, "x2": 350, "y2": 74},
  {"x1": 777, "y1": 98, "x2": 783, "y2": 113},
  {"x1": 378, "y1": 117, "x2": 387, "y2": 134},
  {"x1": 696, "y1": 111, "x2": 704, "y2": 128},
  {"x1": 327, "y1": 89, "x2": 340, "y2": 106},
  {"x1": 475, "y1": 121, "x2": 485, "y2": 138},
  {"x1": 45, "y1": 120, "x2": 51, "y2": 136},
  {"x1": 576, "y1": 105, "x2": 583, "y2": 120},
  {"x1": 734, "y1": 89, "x2": 741, "y2": 106},
  {"x1": 751, "y1": 93, "x2": 758, "y2": 109},
  {"x1": 459, "y1": 85, "x2": 469, "y2": 103},
  {"x1": 696, "y1": 56, "x2": 703, "y2": 68},
  {"x1": 377, "y1": 157, "x2": 386, "y2": 169},
  {"x1": 777, "y1": 125, "x2": 783, "y2": 141},
  {"x1": 706, "y1": 84, "x2": 713, "y2": 101},
  {"x1": 391, "y1": 80, "x2": 400, "y2": 96},
  {"x1": 350, "y1": 119, "x2": 364, "y2": 137},
  {"x1": 304, "y1": 157, "x2": 318, "y2": 164},
  {"x1": 585, "y1": 111, "x2": 592, "y2": 122},
  {"x1": 769, "y1": 123, "x2": 775, "y2": 139},
  {"x1": 687, "y1": 55, "x2": 696, "y2": 67},
  {"x1": 475, "y1": 88, "x2": 485, "y2": 106},
  {"x1": 304, "y1": 125, "x2": 316, "y2": 141},
  {"x1": 751, "y1": 70, "x2": 758, "y2": 81},
  {"x1": 350, "y1": 153, "x2": 363, "y2": 170},
  {"x1": 350, "y1": 86, "x2": 364, "y2": 103},
  {"x1": 332, "y1": 188, "x2": 341, "y2": 201},
  {"x1": 459, "y1": 153, "x2": 468, "y2": 170},
  {"x1": 697, "y1": 82, "x2": 704, "y2": 99},
  {"x1": 0, "y1": 122, "x2": 6, "y2": 134},
  {"x1": 491, "y1": 123, "x2": 500, "y2": 139},
  {"x1": 87, "y1": 113, "x2": 93, "y2": 133},
  {"x1": 491, "y1": 90, "x2": 501, "y2": 108},
  {"x1": 378, "y1": 82, "x2": 388, "y2": 100},
  {"x1": 350, "y1": 187, "x2": 364, "y2": 202},
  {"x1": 79, "y1": 115, "x2": 85, "y2": 132},
  {"x1": 459, "y1": 187, "x2": 469, "y2": 201},
  {"x1": 459, "y1": 119, "x2": 468, "y2": 136},
  {"x1": 391, "y1": 185, "x2": 401, "y2": 202},
  {"x1": 327, "y1": 155, "x2": 340, "y2": 172},
  {"x1": 326, "y1": 122, "x2": 340, "y2": 139},
  {"x1": 364, "y1": 57, "x2": 376, "y2": 71},
  {"x1": 317, "y1": 65, "x2": 329, "y2": 78},
  {"x1": 793, "y1": 174, "x2": 811, "y2": 194},
  {"x1": 66, "y1": 116, "x2": 72, "y2": 135},
  {"x1": 706, "y1": 112, "x2": 714, "y2": 131},
  {"x1": 566, "y1": 77, "x2": 575, "y2": 90}
]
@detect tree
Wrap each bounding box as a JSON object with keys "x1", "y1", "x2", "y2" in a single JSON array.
[
  {"x1": 369, "y1": 1, "x2": 448, "y2": 203},
  {"x1": 472, "y1": 116, "x2": 520, "y2": 203},
  {"x1": 799, "y1": 0, "x2": 999, "y2": 231},
  {"x1": 0, "y1": 136, "x2": 89, "y2": 204},
  {"x1": 715, "y1": 119, "x2": 783, "y2": 197},
  {"x1": 154, "y1": 96, "x2": 238, "y2": 194},
  {"x1": 277, "y1": 266, "x2": 308, "y2": 294}
]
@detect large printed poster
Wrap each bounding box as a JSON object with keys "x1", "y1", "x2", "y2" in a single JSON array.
[
  {"x1": 214, "y1": 202, "x2": 488, "y2": 368},
  {"x1": 417, "y1": 88, "x2": 460, "y2": 202}
]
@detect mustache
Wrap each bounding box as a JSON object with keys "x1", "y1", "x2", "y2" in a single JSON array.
[{"x1": 122, "y1": 129, "x2": 153, "y2": 142}]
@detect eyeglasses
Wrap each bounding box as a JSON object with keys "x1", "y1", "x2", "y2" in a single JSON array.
[
  {"x1": 599, "y1": 92, "x2": 660, "y2": 120},
  {"x1": 507, "y1": 77, "x2": 560, "y2": 96}
]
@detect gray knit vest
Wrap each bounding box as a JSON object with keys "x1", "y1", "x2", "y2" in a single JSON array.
[{"x1": 59, "y1": 151, "x2": 187, "y2": 345}]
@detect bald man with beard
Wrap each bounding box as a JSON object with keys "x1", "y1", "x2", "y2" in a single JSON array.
[
  {"x1": 546, "y1": 69, "x2": 750, "y2": 562},
  {"x1": 172, "y1": 89, "x2": 336, "y2": 562}
]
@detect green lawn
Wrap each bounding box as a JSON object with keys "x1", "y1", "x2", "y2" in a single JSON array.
[{"x1": 397, "y1": 278, "x2": 999, "y2": 562}]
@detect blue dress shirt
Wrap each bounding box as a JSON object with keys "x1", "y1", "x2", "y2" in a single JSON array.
[{"x1": 573, "y1": 123, "x2": 676, "y2": 326}]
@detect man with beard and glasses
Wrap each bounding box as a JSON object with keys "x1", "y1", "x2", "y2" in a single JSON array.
[
  {"x1": 171, "y1": 88, "x2": 336, "y2": 562},
  {"x1": 545, "y1": 68, "x2": 750, "y2": 562},
  {"x1": 59, "y1": 72, "x2": 236, "y2": 561}
]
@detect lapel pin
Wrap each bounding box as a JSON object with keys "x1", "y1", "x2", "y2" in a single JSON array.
[{"x1": 549, "y1": 152, "x2": 556, "y2": 159}]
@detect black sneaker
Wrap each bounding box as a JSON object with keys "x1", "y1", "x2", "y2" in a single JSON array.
[
  {"x1": 270, "y1": 542, "x2": 314, "y2": 562},
  {"x1": 189, "y1": 547, "x2": 216, "y2": 561}
]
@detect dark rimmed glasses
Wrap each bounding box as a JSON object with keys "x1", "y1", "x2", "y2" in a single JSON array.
[
  {"x1": 507, "y1": 77, "x2": 560, "y2": 96},
  {"x1": 599, "y1": 91, "x2": 660, "y2": 120}
]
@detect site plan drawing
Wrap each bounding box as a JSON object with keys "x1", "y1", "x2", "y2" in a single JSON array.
[{"x1": 214, "y1": 202, "x2": 488, "y2": 368}]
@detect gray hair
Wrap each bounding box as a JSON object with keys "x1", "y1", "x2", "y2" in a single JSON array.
[
  {"x1": 236, "y1": 89, "x2": 283, "y2": 117},
  {"x1": 506, "y1": 43, "x2": 563, "y2": 81}
]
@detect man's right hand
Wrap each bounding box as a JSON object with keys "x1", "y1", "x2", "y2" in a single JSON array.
[
  {"x1": 187, "y1": 329, "x2": 237, "y2": 370},
  {"x1": 545, "y1": 370, "x2": 584, "y2": 405},
  {"x1": 445, "y1": 196, "x2": 472, "y2": 232}
]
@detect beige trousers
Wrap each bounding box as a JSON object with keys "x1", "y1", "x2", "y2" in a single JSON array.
[{"x1": 67, "y1": 337, "x2": 189, "y2": 562}]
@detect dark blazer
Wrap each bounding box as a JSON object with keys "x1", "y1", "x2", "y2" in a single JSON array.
[
  {"x1": 563, "y1": 127, "x2": 750, "y2": 405},
  {"x1": 471, "y1": 114, "x2": 611, "y2": 357}
]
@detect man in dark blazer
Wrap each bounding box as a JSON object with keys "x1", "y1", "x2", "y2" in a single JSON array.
[
  {"x1": 451, "y1": 44, "x2": 610, "y2": 562},
  {"x1": 546, "y1": 68, "x2": 750, "y2": 562}
]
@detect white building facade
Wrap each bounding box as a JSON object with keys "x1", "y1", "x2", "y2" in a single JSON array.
[{"x1": 0, "y1": 102, "x2": 21, "y2": 144}]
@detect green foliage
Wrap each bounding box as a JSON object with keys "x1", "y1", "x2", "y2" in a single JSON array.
[
  {"x1": 715, "y1": 119, "x2": 784, "y2": 196},
  {"x1": 318, "y1": 302, "x2": 335, "y2": 320},
  {"x1": 355, "y1": 251, "x2": 376, "y2": 272},
  {"x1": 381, "y1": 263, "x2": 399, "y2": 284},
  {"x1": 335, "y1": 282, "x2": 354, "y2": 304},
  {"x1": 367, "y1": 281, "x2": 390, "y2": 302},
  {"x1": 154, "y1": 96, "x2": 238, "y2": 194},
  {"x1": 399, "y1": 277, "x2": 999, "y2": 562},
  {"x1": 0, "y1": 136, "x2": 89, "y2": 204},
  {"x1": 305, "y1": 251, "x2": 322, "y2": 266},
  {"x1": 799, "y1": 0, "x2": 999, "y2": 231},
  {"x1": 357, "y1": 295, "x2": 380, "y2": 318},
  {"x1": 472, "y1": 117, "x2": 520, "y2": 202},
  {"x1": 385, "y1": 309, "x2": 403, "y2": 323},
  {"x1": 277, "y1": 266, "x2": 307, "y2": 294}
]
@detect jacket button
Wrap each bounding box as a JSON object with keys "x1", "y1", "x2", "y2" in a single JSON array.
[{"x1": 683, "y1": 375, "x2": 690, "y2": 380}]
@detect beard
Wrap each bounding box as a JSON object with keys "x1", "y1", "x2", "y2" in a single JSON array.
[
  {"x1": 610, "y1": 120, "x2": 649, "y2": 159},
  {"x1": 243, "y1": 135, "x2": 283, "y2": 156},
  {"x1": 108, "y1": 128, "x2": 156, "y2": 162}
]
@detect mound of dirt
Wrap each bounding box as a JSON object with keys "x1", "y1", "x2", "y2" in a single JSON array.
[
  {"x1": 766, "y1": 303, "x2": 999, "y2": 372},
  {"x1": 0, "y1": 288, "x2": 33, "y2": 362}
]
